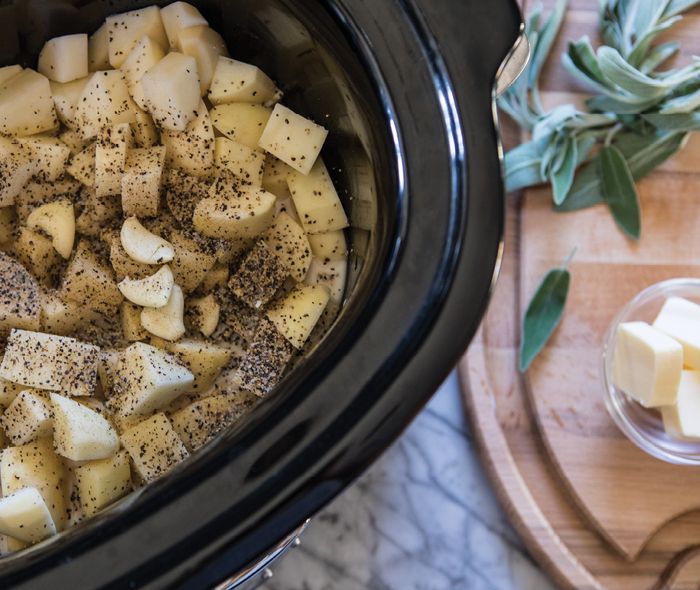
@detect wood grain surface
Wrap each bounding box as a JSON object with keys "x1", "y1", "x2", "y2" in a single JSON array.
[{"x1": 458, "y1": 0, "x2": 700, "y2": 588}]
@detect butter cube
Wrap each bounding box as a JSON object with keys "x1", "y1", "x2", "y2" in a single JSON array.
[
  {"x1": 662, "y1": 370, "x2": 700, "y2": 439},
  {"x1": 654, "y1": 297, "x2": 700, "y2": 369},
  {"x1": 612, "y1": 321, "x2": 682, "y2": 407}
]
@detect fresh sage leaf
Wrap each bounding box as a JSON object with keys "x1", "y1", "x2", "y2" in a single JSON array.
[
  {"x1": 519, "y1": 251, "x2": 575, "y2": 372},
  {"x1": 664, "y1": 0, "x2": 700, "y2": 18},
  {"x1": 597, "y1": 46, "x2": 668, "y2": 98},
  {"x1": 551, "y1": 138, "x2": 577, "y2": 205},
  {"x1": 504, "y1": 135, "x2": 550, "y2": 192},
  {"x1": 528, "y1": 0, "x2": 569, "y2": 87},
  {"x1": 639, "y1": 41, "x2": 680, "y2": 74},
  {"x1": 600, "y1": 145, "x2": 641, "y2": 239},
  {"x1": 643, "y1": 112, "x2": 700, "y2": 130}
]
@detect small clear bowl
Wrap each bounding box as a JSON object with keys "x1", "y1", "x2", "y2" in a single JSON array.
[{"x1": 602, "y1": 278, "x2": 700, "y2": 465}]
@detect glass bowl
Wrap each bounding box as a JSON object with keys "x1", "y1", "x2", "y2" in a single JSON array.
[{"x1": 602, "y1": 278, "x2": 700, "y2": 465}]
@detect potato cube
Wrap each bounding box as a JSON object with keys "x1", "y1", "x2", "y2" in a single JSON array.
[
  {"x1": 40, "y1": 291, "x2": 97, "y2": 336},
  {"x1": 38, "y1": 34, "x2": 88, "y2": 83},
  {"x1": 66, "y1": 143, "x2": 96, "y2": 187},
  {"x1": 1, "y1": 439, "x2": 69, "y2": 530},
  {"x1": 88, "y1": 23, "x2": 110, "y2": 72},
  {"x1": 141, "y1": 52, "x2": 200, "y2": 131},
  {"x1": 163, "y1": 168, "x2": 209, "y2": 223},
  {"x1": 654, "y1": 297, "x2": 700, "y2": 370},
  {"x1": 161, "y1": 100, "x2": 214, "y2": 177},
  {"x1": 59, "y1": 128, "x2": 89, "y2": 155},
  {"x1": 199, "y1": 264, "x2": 229, "y2": 292},
  {"x1": 613, "y1": 321, "x2": 682, "y2": 407},
  {"x1": 187, "y1": 294, "x2": 220, "y2": 337},
  {"x1": 209, "y1": 57, "x2": 279, "y2": 105},
  {"x1": 50, "y1": 76, "x2": 89, "y2": 129},
  {"x1": 266, "y1": 284, "x2": 330, "y2": 349},
  {"x1": 15, "y1": 227, "x2": 62, "y2": 283},
  {"x1": 161, "y1": 2, "x2": 208, "y2": 49},
  {"x1": 0, "y1": 379, "x2": 22, "y2": 408},
  {"x1": 308, "y1": 230, "x2": 347, "y2": 262},
  {"x1": 164, "y1": 339, "x2": 233, "y2": 392},
  {"x1": 0, "y1": 389, "x2": 52, "y2": 445},
  {"x1": 259, "y1": 104, "x2": 327, "y2": 175},
  {"x1": 264, "y1": 211, "x2": 311, "y2": 281},
  {"x1": 179, "y1": 26, "x2": 228, "y2": 94},
  {"x1": 76, "y1": 71, "x2": 137, "y2": 140},
  {"x1": 0, "y1": 65, "x2": 22, "y2": 85},
  {"x1": 214, "y1": 137, "x2": 264, "y2": 185},
  {"x1": 106, "y1": 6, "x2": 168, "y2": 68},
  {"x1": 18, "y1": 136, "x2": 71, "y2": 183},
  {"x1": 97, "y1": 349, "x2": 120, "y2": 395},
  {"x1": 0, "y1": 251, "x2": 41, "y2": 332},
  {"x1": 121, "y1": 146, "x2": 166, "y2": 217},
  {"x1": 0, "y1": 487, "x2": 56, "y2": 544},
  {"x1": 74, "y1": 450, "x2": 132, "y2": 517},
  {"x1": 304, "y1": 257, "x2": 346, "y2": 314},
  {"x1": 61, "y1": 240, "x2": 123, "y2": 314},
  {"x1": 120, "y1": 413, "x2": 189, "y2": 483},
  {"x1": 120, "y1": 35, "x2": 166, "y2": 110},
  {"x1": 113, "y1": 342, "x2": 194, "y2": 417},
  {"x1": 15, "y1": 178, "x2": 80, "y2": 223},
  {"x1": 170, "y1": 391, "x2": 256, "y2": 451},
  {"x1": 132, "y1": 106, "x2": 159, "y2": 147},
  {"x1": 229, "y1": 241, "x2": 288, "y2": 309},
  {"x1": 210, "y1": 103, "x2": 271, "y2": 150},
  {"x1": 96, "y1": 123, "x2": 134, "y2": 197},
  {"x1": 262, "y1": 156, "x2": 294, "y2": 197},
  {"x1": 51, "y1": 393, "x2": 119, "y2": 461},
  {"x1": 287, "y1": 159, "x2": 349, "y2": 233},
  {"x1": 0, "y1": 69, "x2": 57, "y2": 137},
  {"x1": 121, "y1": 302, "x2": 147, "y2": 341},
  {"x1": 166, "y1": 230, "x2": 216, "y2": 292},
  {"x1": 109, "y1": 234, "x2": 152, "y2": 281},
  {"x1": 0, "y1": 138, "x2": 35, "y2": 206},
  {"x1": 235, "y1": 318, "x2": 292, "y2": 396}
]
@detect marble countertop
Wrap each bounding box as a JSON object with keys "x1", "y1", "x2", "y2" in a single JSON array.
[{"x1": 260, "y1": 371, "x2": 557, "y2": 590}]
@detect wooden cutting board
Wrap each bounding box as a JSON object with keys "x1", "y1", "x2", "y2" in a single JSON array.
[{"x1": 458, "y1": 1, "x2": 700, "y2": 589}]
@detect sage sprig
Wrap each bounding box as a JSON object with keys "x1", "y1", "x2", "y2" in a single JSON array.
[{"x1": 502, "y1": 0, "x2": 700, "y2": 371}]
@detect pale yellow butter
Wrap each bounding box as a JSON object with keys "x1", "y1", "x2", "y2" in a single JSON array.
[
  {"x1": 662, "y1": 370, "x2": 700, "y2": 439},
  {"x1": 612, "y1": 321, "x2": 682, "y2": 407},
  {"x1": 653, "y1": 297, "x2": 700, "y2": 369}
]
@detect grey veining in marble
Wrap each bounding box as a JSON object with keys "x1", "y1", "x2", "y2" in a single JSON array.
[{"x1": 260, "y1": 371, "x2": 556, "y2": 590}]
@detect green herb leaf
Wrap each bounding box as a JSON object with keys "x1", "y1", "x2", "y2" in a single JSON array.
[
  {"x1": 600, "y1": 144, "x2": 641, "y2": 239},
  {"x1": 643, "y1": 112, "x2": 700, "y2": 130},
  {"x1": 551, "y1": 138, "x2": 578, "y2": 205},
  {"x1": 519, "y1": 251, "x2": 574, "y2": 372},
  {"x1": 597, "y1": 46, "x2": 668, "y2": 98},
  {"x1": 504, "y1": 135, "x2": 550, "y2": 192},
  {"x1": 639, "y1": 41, "x2": 680, "y2": 74}
]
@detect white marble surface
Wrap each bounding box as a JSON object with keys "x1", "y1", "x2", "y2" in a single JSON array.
[{"x1": 261, "y1": 371, "x2": 557, "y2": 590}]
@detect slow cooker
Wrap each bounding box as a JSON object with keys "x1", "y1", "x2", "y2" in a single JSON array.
[{"x1": 0, "y1": 0, "x2": 524, "y2": 587}]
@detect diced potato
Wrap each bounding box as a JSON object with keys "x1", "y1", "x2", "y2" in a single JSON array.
[
  {"x1": 0, "y1": 329, "x2": 99, "y2": 396},
  {"x1": 51, "y1": 393, "x2": 119, "y2": 461},
  {"x1": 120, "y1": 413, "x2": 189, "y2": 483},
  {"x1": 61, "y1": 240, "x2": 124, "y2": 314},
  {"x1": 96, "y1": 123, "x2": 134, "y2": 197},
  {"x1": 15, "y1": 178, "x2": 80, "y2": 223},
  {"x1": 262, "y1": 156, "x2": 294, "y2": 197},
  {"x1": 121, "y1": 302, "x2": 147, "y2": 341},
  {"x1": 120, "y1": 146, "x2": 166, "y2": 218},
  {"x1": 40, "y1": 290, "x2": 97, "y2": 335},
  {"x1": 75, "y1": 71, "x2": 137, "y2": 139},
  {"x1": 0, "y1": 380, "x2": 21, "y2": 410},
  {"x1": 308, "y1": 230, "x2": 347, "y2": 262},
  {"x1": 259, "y1": 104, "x2": 327, "y2": 175},
  {"x1": 214, "y1": 137, "x2": 264, "y2": 185},
  {"x1": 170, "y1": 391, "x2": 256, "y2": 451},
  {"x1": 168, "y1": 229, "x2": 216, "y2": 292},
  {"x1": 38, "y1": 34, "x2": 88, "y2": 83},
  {"x1": 113, "y1": 342, "x2": 193, "y2": 417},
  {"x1": 264, "y1": 211, "x2": 311, "y2": 281},
  {"x1": 0, "y1": 389, "x2": 52, "y2": 445},
  {"x1": 288, "y1": 159, "x2": 349, "y2": 233},
  {"x1": 75, "y1": 450, "x2": 132, "y2": 517},
  {"x1": 0, "y1": 69, "x2": 57, "y2": 137},
  {"x1": 161, "y1": 2, "x2": 208, "y2": 49},
  {"x1": 1, "y1": 439, "x2": 69, "y2": 530},
  {"x1": 187, "y1": 294, "x2": 220, "y2": 337},
  {"x1": 235, "y1": 317, "x2": 292, "y2": 396},
  {"x1": 266, "y1": 284, "x2": 330, "y2": 349},
  {"x1": 109, "y1": 233, "x2": 152, "y2": 281},
  {"x1": 88, "y1": 24, "x2": 110, "y2": 72},
  {"x1": 229, "y1": 241, "x2": 288, "y2": 309},
  {"x1": 193, "y1": 180, "x2": 276, "y2": 240},
  {"x1": 0, "y1": 251, "x2": 41, "y2": 332},
  {"x1": 164, "y1": 339, "x2": 232, "y2": 392},
  {"x1": 162, "y1": 170, "x2": 206, "y2": 226},
  {"x1": 141, "y1": 284, "x2": 186, "y2": 341},
  {"x1": 17, "y1": 136, "x2": 70, "y2": 183},
  {"x1": 209, "y1": 57, "x2": 279, "y2": 105},
  {"x1": 0, "y1": 487, "x2": 56, "y2": 544},
  {"x1": 59, "y1": 128, "x2": 89, "y2": 155},
  {"x1": 14, "y1": 227, "x2": 62, "y2": 282},
  {"x1": 0, "y1": 65, "x2": 22, "y2": 85},
  {"x1": 121, "y1": 35, "x2": 166, "y2": 110},
  {"x1": 0, "y1": 207, "x2": 15, "y2": 248},
  {"x1": 161, "y1": 100, "x2": 214, "y2": 177},
  {"x1": 179, "y1": 26, "x2": 228, "y2": 94},
  {"x1": 97, "y1": 349, "x2": 120, "y2": 395},
  {"x1": 0, "y1": 138, "x2": 36, "y2": 206},
  {"x1": 66, "y1": 143, "x2": 96, "y2": 187},
  {"x1": 84, "y1": 186, "x2": 122, "y2": 227},
  {"x1": 26, "y1": 200, "x2": 75, "y2": 259},
  {"x1": 106, "y1": 6, "x2": 168, "y2": 68},
  {"x1": 200, "y1": 264, "x2": 229, "y2": 292},
  {"x1": 210, "y1": 103, "x2": 272, "y2": 150},
  {"x1": 141, "y1": 52, "x2": 200, "y2": 131},
  {"x1": 118, "y1": 265, "x2": 174, "y2": 308},
  {"x1": 50, "y1": 77, "x2": 89, "y2": 129},
  {"x1": 132, "y1": 106, "x2": 159, "y2": 147}
]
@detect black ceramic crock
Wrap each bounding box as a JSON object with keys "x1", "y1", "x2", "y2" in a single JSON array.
[{"x1": 0, "y1": 0, "x2": 522, "y2": 587}]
